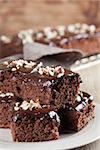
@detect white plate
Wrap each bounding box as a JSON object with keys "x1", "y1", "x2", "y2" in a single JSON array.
[{"x1": 0, "y1": 104, "x2": 100, "y2": 150}]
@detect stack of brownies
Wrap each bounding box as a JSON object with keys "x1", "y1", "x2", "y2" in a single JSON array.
[{"x1": 0, "y1": 59, "x2": 95, "y2": 142}]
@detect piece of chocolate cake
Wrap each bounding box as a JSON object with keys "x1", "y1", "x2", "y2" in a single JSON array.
[
  {"x1": 58, "y1": 91, "x2": 95, "y2": 132},
  {"x1": 0, "y1": 91, "x2": 15, "y2": 128},
  {"x1": 11, "y1": 108, "x2": 60, "y2": 142},
  {"x1": 0, "y1": 60, "x2": 81, "y2": 110}
]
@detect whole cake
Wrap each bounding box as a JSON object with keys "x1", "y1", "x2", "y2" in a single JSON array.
[{"x1": 0, "y1": 23, "x2": 100, "y2": 58}]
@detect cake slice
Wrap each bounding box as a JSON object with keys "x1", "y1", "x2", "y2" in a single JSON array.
[
  {"x1": 0, "y1": 60, "x2": 81, "y2": 110},
  {"x1": 0, "y1": 91, "x2": 17, "y2": 128},
  {"x1": 11, "y1": 103, "x2": 60, "y2": 142},
  {"x1": 58, "y1": 91, "x2": 95, "y2": 132}
]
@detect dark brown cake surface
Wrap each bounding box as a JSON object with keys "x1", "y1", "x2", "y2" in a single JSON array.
[{"x1": 58, "y1": 91, "x2": 95, "y2": 132}]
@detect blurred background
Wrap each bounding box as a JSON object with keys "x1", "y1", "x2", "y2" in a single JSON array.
[{"x1": 0, "y1": 0, "x2": 100, "y2": 35}]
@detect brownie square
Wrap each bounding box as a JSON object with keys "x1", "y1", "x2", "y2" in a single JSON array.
[
  {"x1": 0, "y1": 60, "x2": 81, "y2": 110},
  {"x1": 58, "y1": 91, "x2": 95, "y2": 132},
  {"x1": 11, "y1": 109, "x2": 60, "y2": 142}
]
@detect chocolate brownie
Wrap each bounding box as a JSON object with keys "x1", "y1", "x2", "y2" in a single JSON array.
[
  {"x1": 0, "y1": 24, "x2": 100, "y2": 59},
  {"x1": 0, "y1": 60, "x2": 81, "y2": 110},
  {"x1": 58, "y1": 91, "x2": 95, "y2": 132},
  {"x1": 0, "y1": 91, "x2": 16, "y2": 128},
  {"x1": 11, "y1": 109, "x2": 60, "y2": 142}
]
